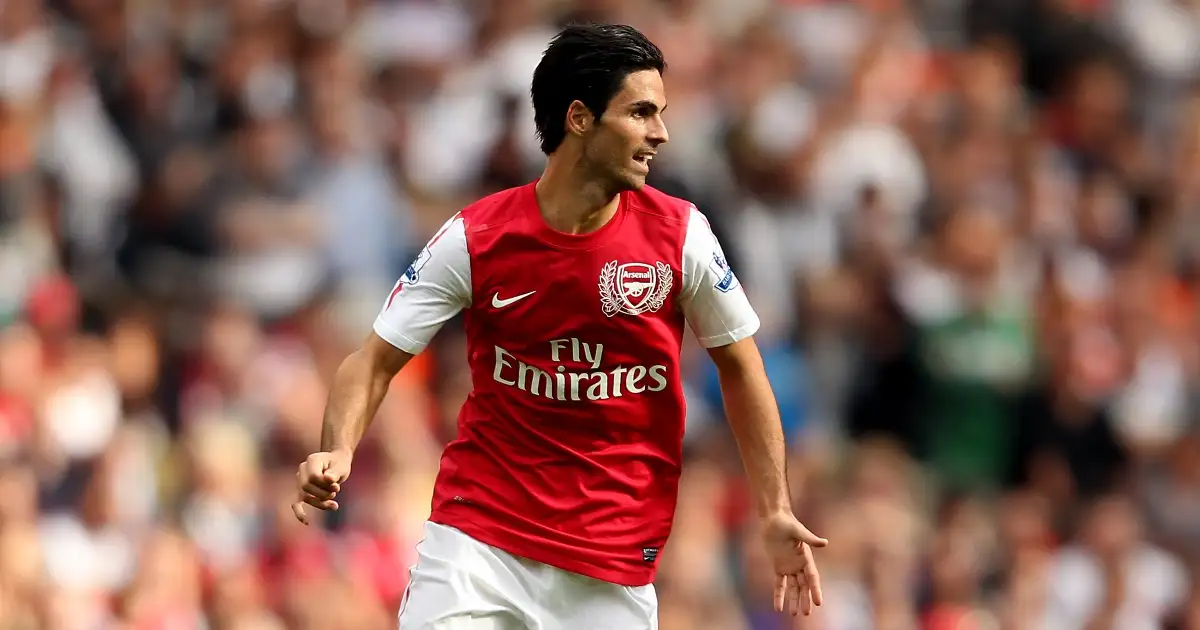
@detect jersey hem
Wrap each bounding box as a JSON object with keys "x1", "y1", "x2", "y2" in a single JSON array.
[
  {"x1": 696, "y1": 318, "x2": 760, "y2": 348},
  {"x1": 429, "y1": 509, "x2": 657, "y2": 588},
  {"x1": 372, "y1": 318, "x2": 427, "y2": 354}
]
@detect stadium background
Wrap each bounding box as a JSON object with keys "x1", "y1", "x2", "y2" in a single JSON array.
[{"x1": 4, "y1": 0, "x2": 1200, "y2": 628}]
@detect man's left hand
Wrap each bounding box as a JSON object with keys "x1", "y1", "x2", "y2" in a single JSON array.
[{"x1": 762, "y1": 511, "x2": 827, "y2": 617}]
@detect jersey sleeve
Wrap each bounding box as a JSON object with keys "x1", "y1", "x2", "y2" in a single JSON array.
[
  {"x1": 373, "y1": 213, "x2": 471, "y2": 354},
  {"x1": 680, "y1": 205, "x2": 761, "y2": 348}
]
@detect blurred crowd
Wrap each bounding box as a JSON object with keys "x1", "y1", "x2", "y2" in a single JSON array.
[{"x1": 4, "y1": 0, "x2": 1200, "y2": 628}]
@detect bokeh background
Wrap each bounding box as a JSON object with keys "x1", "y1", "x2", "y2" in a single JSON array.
[{"x1": 4, "y1": 0, "x2": 1200, "y2": 628}]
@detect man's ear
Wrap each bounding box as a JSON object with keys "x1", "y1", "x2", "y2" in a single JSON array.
[{"x1": 565, "y1": 100, "x2": 594, "y2": 138}]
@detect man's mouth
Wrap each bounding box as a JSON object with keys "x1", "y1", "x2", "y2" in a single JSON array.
[{"x1": 633, "y1": 150, "x2": 656, "y2": 167}]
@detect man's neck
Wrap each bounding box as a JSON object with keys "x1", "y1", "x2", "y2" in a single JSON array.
[{"x1": 535, "y1": 154, "x2": 620, "y2": 235}]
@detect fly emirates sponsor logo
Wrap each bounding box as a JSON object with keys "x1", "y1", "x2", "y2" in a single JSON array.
[{"x1": 492, "y1": 338, "x2": 668, "y2": 401}]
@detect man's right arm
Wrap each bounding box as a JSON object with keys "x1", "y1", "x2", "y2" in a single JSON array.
[
  {"x1": 319, "y1": 334, "x2": 414, "y2": 457},
  {"x1": 293, "y1": 212, "x2": 471, "y2": 524},
  {"x1": 294, "y1": 337, "x2": 408, "y2": 524}
]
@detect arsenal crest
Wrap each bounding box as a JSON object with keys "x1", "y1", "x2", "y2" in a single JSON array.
[{"x1": 598, "y1": 260, "x2": 673, "y2": 317}]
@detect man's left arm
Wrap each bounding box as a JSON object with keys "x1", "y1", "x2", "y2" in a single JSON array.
[
  {"x1": 679, "y1": 204, "x2": 826, "y2": 617},
  {"x1": 677, "y1": 205, "x2": 778, "y2": 499},
  {"x1": 708, "y1": 338, "x2": 791, "y2": 518}
]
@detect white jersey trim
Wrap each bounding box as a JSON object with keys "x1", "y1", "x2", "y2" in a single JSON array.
[
  {"x1": 373, "y1": 213, "x2": 472, "y2": 354},
  {"x1": 680, "y1": 205, "x2": 761, "y2": 348}
]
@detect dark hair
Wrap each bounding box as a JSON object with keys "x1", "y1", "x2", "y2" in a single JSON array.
[{"x1": 531, "y1": 23, "x2": 666, "y2": 155}]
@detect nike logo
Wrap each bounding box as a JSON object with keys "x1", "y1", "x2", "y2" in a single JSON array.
[{"x1": 491, "y1": 290, "x2": 537, "y2": 309}]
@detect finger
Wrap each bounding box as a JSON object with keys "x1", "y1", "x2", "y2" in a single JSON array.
[
  {"x1": 305, "y1": 453, "x2": 344, "y2": 486},
  {"x1": 799, "y1": 571, "x2": 813, "y2": 616},
  {"x1": 320, "y1": 457, "x2": 351, "y2": 484},
  {"x1": 774, "y1": 575, "x2": 787, "y2": 613},
  {"x1": 797, "y1": 525, "x2": 829, "y2": 548},
  {"x1": 807, "y1": 569, "x2": 824, "y2": 608},
  {"x1": 302, "y1": 494, "x2": 339, "y2": 511},
  {"x1": 323, "y1": 471, "x2": 347, "y2": 486},
  {"x1": 302, "y1": 483, "x2": 337, "y2": 501},
  {"x1": 787, "y1": 576, "x2": 802, "y2": 617},
  {"x1": 298, "y1": 463, "x2": 339, "y2": 493},
  {"x1": 305, "y1": 474, "x2": 340, "y2": 492},
  {"x1": 291, "y1": 502, "x2": 309, "y2": 525},
  {"x1": 304, "y1": 453, "x2": 330, "y2": 475},
  {"x1": 803, "y1": 545, "x2": 824, "y2": 607}
]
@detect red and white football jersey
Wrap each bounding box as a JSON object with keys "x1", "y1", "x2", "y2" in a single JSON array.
[{"x1": 374, "y1": 181, "x2": 759, "y2": 586}]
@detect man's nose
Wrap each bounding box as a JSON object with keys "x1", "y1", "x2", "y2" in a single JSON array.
[{"x1": 647, "y1": 116, "x2": 668, "y2": 146}]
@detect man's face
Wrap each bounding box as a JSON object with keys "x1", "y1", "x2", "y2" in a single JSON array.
[{"x1": 583, "y1": 69, "x2": 669, "y2": 191}]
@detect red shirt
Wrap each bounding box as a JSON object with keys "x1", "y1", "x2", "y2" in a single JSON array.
[{"x1": 374, "y1": 181, "x2": 759, "y2": 585}]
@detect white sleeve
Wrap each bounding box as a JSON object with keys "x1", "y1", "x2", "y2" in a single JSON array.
[
  {"x1": 372, "y1": 213, "x2": 471, "y2": 354},
  {"x1": 680, "y1": 205, "x2": 761, "y2": 348}
]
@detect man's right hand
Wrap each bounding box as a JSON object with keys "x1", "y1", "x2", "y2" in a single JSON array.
[{"x1": 291, "y1": 449, "x2": 353, "y2": 525}]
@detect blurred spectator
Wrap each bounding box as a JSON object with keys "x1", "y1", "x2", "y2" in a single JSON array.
[{"x1": 1045, "y1": 493, "x2": 1188, "y2": 630}]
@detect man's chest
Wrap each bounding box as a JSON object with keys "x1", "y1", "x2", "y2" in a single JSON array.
[{"x1": 466, "y1": 240, "x2": 684, "y2": 357}]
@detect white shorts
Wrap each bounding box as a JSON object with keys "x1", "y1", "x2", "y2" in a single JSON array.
[{"x1": 397, "y1": 522, "x2": 658, "y2": 630}]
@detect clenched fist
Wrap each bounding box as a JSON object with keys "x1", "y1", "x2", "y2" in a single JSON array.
[{"x1": 291, "y1": 448, "x2": 353, "y2": 525}]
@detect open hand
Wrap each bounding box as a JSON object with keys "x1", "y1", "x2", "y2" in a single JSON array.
[
  {"x1": 762, "y1": 511, "x2": 828, "y2": 617},
  {"x1": 291, "y1": 449, "x2": 353, "y2": 525}
]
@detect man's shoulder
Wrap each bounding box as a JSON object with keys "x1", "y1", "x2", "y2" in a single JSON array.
[
  {"x1": 459, "y1": 183, "x2": 534, "y2": 229},
  {"x1": 625, "y1": 185, "x2": 695, "y2": 225}
]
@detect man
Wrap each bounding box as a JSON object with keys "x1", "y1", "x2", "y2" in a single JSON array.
[{"x1": 291, "y1": 23, "x2": 826, "y2": 629}]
